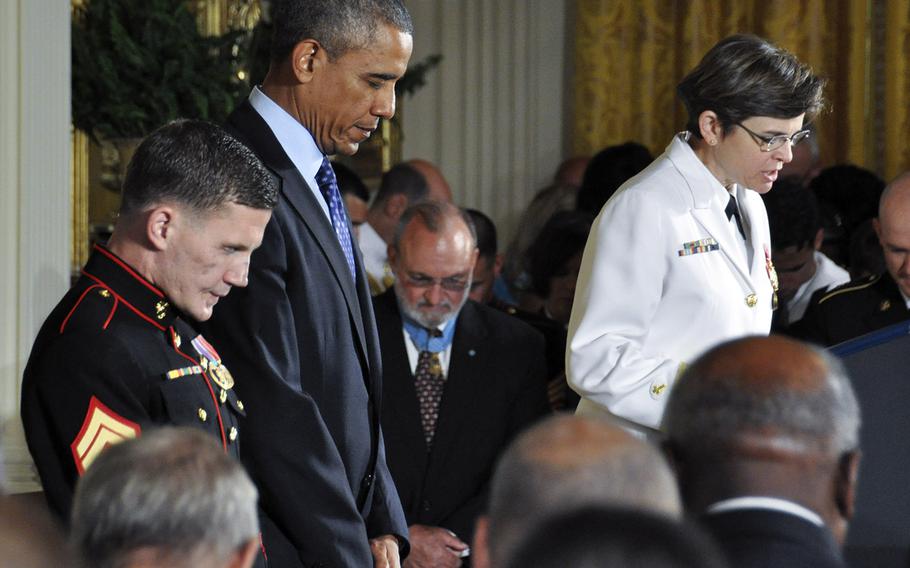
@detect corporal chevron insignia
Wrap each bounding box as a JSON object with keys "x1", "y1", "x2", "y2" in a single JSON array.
[{"x1": 70, "y1": 396, "x2": 141, "y2": 474}]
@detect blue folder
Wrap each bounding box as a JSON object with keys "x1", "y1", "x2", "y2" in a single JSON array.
[{"x1": 832, "y1": 320, "x2": 910, "y2": 567}]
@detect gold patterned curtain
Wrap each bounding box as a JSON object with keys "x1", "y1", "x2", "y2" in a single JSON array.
[{"x1": 573, "y1": 0, "x2": 909, "y2": 182}]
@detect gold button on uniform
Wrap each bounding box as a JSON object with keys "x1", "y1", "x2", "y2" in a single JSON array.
[
  {"x1": 219, "y1": 389, "x2": 227, "y2": 404},
  {"x1": 237, "y1": 400, "x2": 244, "y2": 411},
  {"x1": 229, "y1": 427, "x2": 238, "y2": 441},
  {"x1": 745, "y1": 294, "x2": 757, "y2": 308},
  {"x1": 197, "y1": 408, "x2": 207, "y2": 422}
]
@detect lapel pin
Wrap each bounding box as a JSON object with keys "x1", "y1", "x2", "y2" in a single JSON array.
[{"x1": 468, "y1": 349, "x2": 476, "y2": 357}]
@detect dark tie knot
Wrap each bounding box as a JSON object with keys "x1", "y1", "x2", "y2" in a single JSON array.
[
  {"x1": 725, "y1": 194, "x2": 747, "y2": 239},
  {"x1": 316, "y1": 158, "x2": 337, "y2": 191},
  {"x1": 725, "y1": 194, "x2": 739, "y2": 221}
]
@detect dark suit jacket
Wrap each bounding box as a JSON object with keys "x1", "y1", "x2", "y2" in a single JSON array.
[
  {"x1": 791, "y1": 273, "x2": 910, "y2": 347},
  {"x1": 373, "y1": 290, "x2": 550, "y2": 543},
  {"x1": 201, "y1": 100, "x2": 407, "y2": 567},
  {"x1": 700, "y1": 508, "x2": 847, "y2": 568}
]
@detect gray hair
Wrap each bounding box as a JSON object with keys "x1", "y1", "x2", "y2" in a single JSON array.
[
  {"x1": 70, "y1": 427, "x2": 259, "y2": 568},
  {"x1": 487, "y1": 415, "x2": 681, "y2": 566},
  {"x1": 271, "y1": 0, "x2": 412, "y2": 62},
  {"x1": 663, "y1": 338, "x2": 861, "y2": 457},
  {"x1": 391, "y1": 201, "x2": 477, "y2": 252}
]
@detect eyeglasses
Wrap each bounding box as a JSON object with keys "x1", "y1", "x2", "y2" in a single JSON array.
[
  {"x1": 735, "y1": 123, "x2": 811, "y2": 152},
  {"x1": 403, "y1": 273, "x2": 471, "y2": 292}
]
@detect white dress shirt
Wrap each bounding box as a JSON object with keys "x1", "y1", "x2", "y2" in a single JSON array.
[
  {"x1": 248, "y1": 87, "x2": 331, "y2": 222},
  {"x1": 706, "y1": 496, "x2": 824, "y2": 527},
  {"x1": 786, "y1": 251, "x2": 850, "y2": 324},
  {"x1": 401, "y1": 326, "x2": 452, "y2": 376},
  {"x1": 359, "y1": 222, "x2": 392, "y2": 290}
]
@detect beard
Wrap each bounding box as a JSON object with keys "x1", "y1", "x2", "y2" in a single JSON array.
[{"x1": 394, "y1": 280, "x2": 470, "y2": 329}]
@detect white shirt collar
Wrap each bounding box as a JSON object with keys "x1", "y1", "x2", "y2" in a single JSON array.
[
  {"x1": 706, "y1": 496, "x2": 824, "y2": 527},
  {"x1": 898, "y1": 283, "x2": 910, "y2": 310},
  {"x1": 248, "y1": 87, "x2": 330, "y2": 220},
  {"x1": 401, "y1": 325, "x2": 452, "y2": 376},
  {"x1": 359, "y1": 221, "x2": 389, "y2": 279}
]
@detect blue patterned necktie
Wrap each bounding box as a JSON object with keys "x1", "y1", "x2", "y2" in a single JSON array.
[{"x1": 315, "y1": 157, "x2": 357, "y2": 282}]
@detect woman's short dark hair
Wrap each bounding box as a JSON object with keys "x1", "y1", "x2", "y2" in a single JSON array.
[{"x1": 677, "y1": 34, "x2": 826, "y2": 138}]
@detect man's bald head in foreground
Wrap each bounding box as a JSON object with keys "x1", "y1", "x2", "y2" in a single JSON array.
[
  {"x1": 474, "y1": 414, "x2": 681, "y2": 568},
  {"x1": 663, "y1": 335, "x2": 861, "y2": 544},
  {"x1": 875, "y1": 171, "x2": 910, "y2": 297}
]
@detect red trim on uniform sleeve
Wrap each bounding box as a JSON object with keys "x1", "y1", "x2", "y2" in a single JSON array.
[
  {"x1": 171, "y1": 328, "x2": 228, "y2": 451},
  {"x1": 102, "y1": 297, "x2": 119, "y2": 330},
  {"x1": 81, "y1": 272, "x2": 166, "y2": 331},
  {"x1": 70, "y1": 396, "x2": 141, "y2": 474},
  {"x1": 60, "y1": 284, "x2": 107, "y2": 334}
]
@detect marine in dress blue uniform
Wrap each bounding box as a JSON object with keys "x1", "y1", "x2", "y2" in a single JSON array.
[{"x1": 21, "y1": 245, "x2": 246, "y2": 520}]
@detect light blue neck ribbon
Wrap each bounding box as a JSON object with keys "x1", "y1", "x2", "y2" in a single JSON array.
[{"x1": 402, "y1": 313, "x2": 458, "y2": 353}]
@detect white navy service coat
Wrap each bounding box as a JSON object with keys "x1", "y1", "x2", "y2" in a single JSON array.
[{"x1": 567, "y1": 133, "x2": 774, "y2": 433}]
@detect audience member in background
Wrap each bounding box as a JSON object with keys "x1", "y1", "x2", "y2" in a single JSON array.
[
  {"x1": 71, "y1": 427, "x2": 260, "y2": 568},
  {"x1": 795, "y1": 171, "x2": 910, "y2": 346},
  {"x1": 575, "y1": 141, "x2": 653, "y2": 217},
  {"x1": 505, "y1": 506, "x2": 727, "y2": 568},
  {"x1": 501, "y1": 183, "x2": 578, "y2": 307},
  {"x1": 0, "y1": 496, "x2": 77, "y2": 568},
  {"x1": 335, "y1": 161, "x2": 371, "y2": 240},
  {"x1": 468, "y1": 208, "x2": 574, "y2": 411},
  {"x1": 663, "y1": 336, "x2": 860, "y2": 568},
  {"x1": 780, "y1": 122, "x2": 821, "y2": 186},
  {"x1": 761, "y1": 178, "x2": 848, "y2": 330},
  {"x1": 361, "y1": 160, "x2": 453, "y2": 294},
  {"x1": 374, "y1": 202, "x2": 549, "y2": 567},
  {"x1": 553, "y1": 155, "x2": 590, "y2": 189},
  {"x1": 21, "y1": 120, "x2": 276, "y2": 521},
  {"x1": 527, "y1": 211, "x2": 593, "y2": 409},
  {"x1": 568, "y1": 34, "x2": 823, "y2": 436},
  {"x1": 409, "y1": 159, "x2": 452, "y2": 200},
  {"x1": 527, "y1": 211, "x2": 593, "y2": 328},
  {"x1": 847, "y1": 219, "x2": 886, "y2": 280},
  {"x1": 473, "y1": 414, "x2": 681, "y2": 568},
  {"x1": 810, "y1": 164, "x2": 885, "y2": 269},
  {"x1": 465, "y1": 208, "x2": 503, "y2": 305}
]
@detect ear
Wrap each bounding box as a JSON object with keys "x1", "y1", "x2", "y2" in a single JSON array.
[
  {"x1": 226, "y1": 538, "x2": 261, "y2": 568},
  {"x1": 813, "y1": 228, "x2": 825, "y2": 251},
  {"x1": 146, "y1": 206, "x2": 177, "y2": 252},
  {"x1": 387, "y1": 243, "x2": 399, "y2": 271},
  {"x1": 493, "y1": 252, "x2": 504, "y2": 278},
  {"x1": 835, "y1": 450, "x2": 861, "y2": 521},
  {"x1": 384, "y1": 193, "x2": 409, "y2": 219},
  {"x1": 697, "y1": 110, "x2": 723, "y2": 145},
  {"x1": 472, "y1": 516, "x2": 491, "y2": 568},
  {"x1": 469, "y1": 248, "x2": 480, "y2": 272},
  {"x1": 290, "y1": 39, "x2": 323, "y2": 84}
]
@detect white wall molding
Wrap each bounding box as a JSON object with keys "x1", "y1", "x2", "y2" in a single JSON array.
[
  {"x1": 1, "y1": 0, "x2": 71, "y2": 493},
  {"x1": 402, "y1": 0, "x2": 567, "y2": 246}
]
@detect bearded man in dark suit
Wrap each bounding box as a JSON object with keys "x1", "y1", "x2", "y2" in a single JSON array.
[{"x1": 372, "y1": 201, "x2": 549, "y2": 567}]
